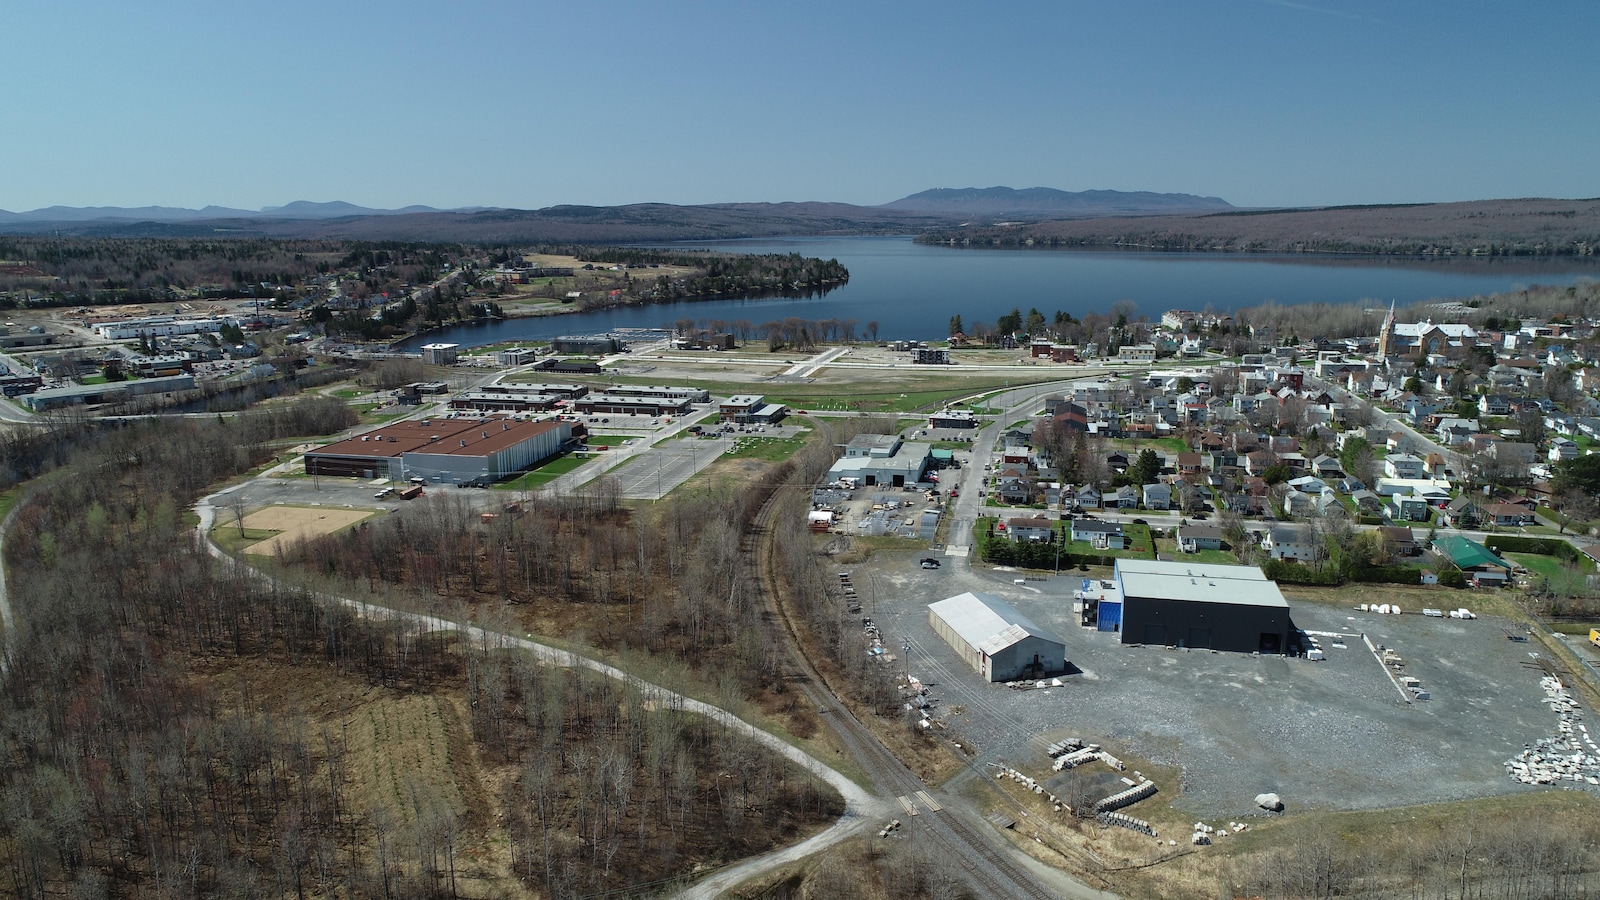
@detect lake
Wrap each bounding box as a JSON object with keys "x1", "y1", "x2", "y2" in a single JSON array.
[{"x1": 403, "y1": 236, "x2": 1599, "y2": 348}]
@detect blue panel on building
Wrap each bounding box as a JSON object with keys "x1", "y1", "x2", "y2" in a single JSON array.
[{"x1": 1097, "y1": 599, "x2": 1122, "y2": 633}]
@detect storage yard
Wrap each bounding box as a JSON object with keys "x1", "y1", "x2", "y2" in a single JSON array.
[{"x1": 855, "y1": 555, "x2": 1572, "y2": 817}]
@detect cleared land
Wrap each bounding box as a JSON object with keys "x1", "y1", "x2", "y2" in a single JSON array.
[{"x1": 240, "y1": 505, "x2": 379, "y2": 555}]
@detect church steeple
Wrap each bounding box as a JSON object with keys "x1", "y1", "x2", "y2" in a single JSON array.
[{"x1": 1378, "y1": 300, "x2": 1396, "y2": 357}]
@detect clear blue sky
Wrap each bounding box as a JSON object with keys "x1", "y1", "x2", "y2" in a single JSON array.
[{"x1": 7, "y1": 0, "x2": 1599, "y2": 212}]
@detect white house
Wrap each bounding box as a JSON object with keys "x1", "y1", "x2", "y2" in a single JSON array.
[
  {"x1": 1262, "y1": 524, "x2": 1318, "y2": 561},
  {"x1": 1384, "y1": 453, "x2": 1427, "y2": 480}
]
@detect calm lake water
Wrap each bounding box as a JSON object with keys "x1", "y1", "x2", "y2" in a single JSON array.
[{"x1": 406, "y1": 236, "x2": 1600, "y2": 348}]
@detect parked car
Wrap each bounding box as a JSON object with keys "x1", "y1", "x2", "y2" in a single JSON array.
[{"x1": 919, "y1": 558, "x2": 941, "y2": 569}]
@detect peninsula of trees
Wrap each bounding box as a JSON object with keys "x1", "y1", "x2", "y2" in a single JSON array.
[{"x1": 917, "y1": 198, "x2": 1600, "y2": 257}]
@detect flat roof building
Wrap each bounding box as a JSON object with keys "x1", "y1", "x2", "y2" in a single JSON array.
[
  {"x1": 928, "y1": 592, "x2": 1065, "y2": 682},
  {"x1": 601, "y1": 384, "x2": 712, "y2": 403},
  {"x1": 826, "y1": 439, "x2": 931, "y2": 488},
  {"x1": 22, "y1": 374, "x2": 196, "y2": 410},
  {"x1": 571, "y1": 393, "x2": 692, "y2": 416},
  {"x1": 1111, "y1": 558, "x2": 1291, "y2": 654},
  {"x1": 421, "y1": 343, "x2": 460, "y2": 366},
  {"x1": 304, "y1": 417, "x2": 571, "y2": 484}
]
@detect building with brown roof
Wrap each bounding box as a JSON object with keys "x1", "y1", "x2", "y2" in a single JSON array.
[{"x1": 305, "y1": 417, "x2": 571, "y2": 485}]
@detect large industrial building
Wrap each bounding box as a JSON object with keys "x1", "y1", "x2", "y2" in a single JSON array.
[
  {"x1": 22, "y1": 374, "x2": 196, "y2": 410},
  {"x1": 304, "y1": 417, "x2": 571, "y2": 485},
  {"x1": 825, "y1": 434, "x2": 932, "y2": 487},
  {"x1": 1107, "y1": 559, "x2": 1291, "y2": 654},
  {"x1": 928, "y1": 592, "x2": 1066, "y2": 682}
]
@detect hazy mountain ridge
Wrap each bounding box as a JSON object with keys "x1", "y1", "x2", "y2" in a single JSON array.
[{"x1": 0, "y1": 200, "x2": 452, "y2": 223}]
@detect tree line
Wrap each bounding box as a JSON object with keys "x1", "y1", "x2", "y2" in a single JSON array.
[{"x1": 0, "y1": 411, "x2": 841, "y2": 898}]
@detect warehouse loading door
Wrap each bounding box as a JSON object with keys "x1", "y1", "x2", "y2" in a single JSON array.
[
  {"x1": 1142, "y1": 624, "x2": 1166, "y2": 646},
  {"x1": 1186, "y1": 627, "x2": 1211, "y2": 650}
]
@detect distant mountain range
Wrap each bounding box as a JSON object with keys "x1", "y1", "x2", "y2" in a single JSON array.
[
  {"x1": 0, "y1": 200, "x2": 461, "y2": 224},
  {"x1": 880, "y1": 186, "x2": 1234, "y2": 218},
  {"x1": 0, "y1": 188, "x2": 1232, "y2": 230},
  {"x1": 0, "y1": 188, "x2": 1232, "y2": 241}
]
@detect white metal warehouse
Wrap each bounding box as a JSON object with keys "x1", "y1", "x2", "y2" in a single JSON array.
[{"x1": 927, "y1": 592, "x2": 1065, "y2": 682}]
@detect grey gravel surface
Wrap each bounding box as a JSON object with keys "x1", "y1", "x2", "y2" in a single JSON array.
[{"x1": 858, "y1": 555, "x2": 1570, "y2": 819}]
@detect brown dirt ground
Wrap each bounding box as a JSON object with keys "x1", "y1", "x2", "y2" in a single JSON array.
[{"x1": 240, "y1": 505, "x2": 379, "y2": 556}]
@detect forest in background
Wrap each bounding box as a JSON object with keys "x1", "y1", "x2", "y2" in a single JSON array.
[
  {"x1": 919, "y1": 198, "x2": 1600, "y2": 257},
  {"x1": 0, "y1": 411, "x2": 845, "y2": 899}
]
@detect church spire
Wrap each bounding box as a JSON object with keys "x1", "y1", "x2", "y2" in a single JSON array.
[{"x1": 1379, "y1": 300, "x2": 1397, "y2": 357}]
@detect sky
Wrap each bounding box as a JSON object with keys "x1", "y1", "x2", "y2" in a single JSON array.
[{"x1": 6, "y1": 0, "x2": 1600, "y2": 212}]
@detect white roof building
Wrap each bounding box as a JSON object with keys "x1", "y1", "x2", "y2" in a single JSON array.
[{"x1": 927, "y1": 592, "x2": 1065, "y2": 682}]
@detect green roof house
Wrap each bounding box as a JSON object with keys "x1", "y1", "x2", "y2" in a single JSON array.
[{"x1": 1432, "y1": 534, "x2": 1512, "y2": 586}]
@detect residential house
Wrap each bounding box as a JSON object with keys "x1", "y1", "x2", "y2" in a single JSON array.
[
  {"x1": 1113, "y1": 485, "x2": 1139, "y2": 509},
  {"x1": 1478, "y1": 394, "x2": 1514, "y2": 417},
  {"x1": 1177, "y1": 523, "x2": 1225, "y2": 553},
  {"x1": 1378, "y1": 526, "x2": 1421, "y2": 557},
  {"x1": 1384, "y1": 453, "x2": 1428, "y2": 480},
  {"x1": 1310, "y1": 454, "x2": 1342, "y2": 478},
  {"x1": 1176, "y1": 452, "x2": 1204, "y2": 478},
  {"x1": 1142, "y1": 483, "x2": 1173, "y2": 510},
  {"x1": 1479, "y1": 502, "x2": 1536, "y2": 527},
  {"x1": 1550, "y1": 438, "x2": 1580, "y2": 462},
  {"x1": 1072, "y1": 483, "x2": 1102, "y2": 510},
  {"x1": 1335, "y1": 476, "x2": 1366, "y2": 493},
  {"x1": 1432, "y1": 534, "x2": 1513, "y2": 587},
  {"x1": 1442, "y1": 496, "x2": 1480, "y2": 528},
  {"x1": 1391, "y1": 492, "x2": 1430, "y2": 522},
  {"x1": 1435, "y1": 418, "x2": 1480, "y2": 446},
  {"x1": 1352, "y1": 489, "x2": 1385, "y2": 515},
  {"x1": 1071, "y1": 519, "x2": 1128, "y2": 550},
  {"x1": 1245, "y1": 451, "x2": 1275, "y2": 477},
  {"x1": 1287, "y1": 475, "x2": 1329, "y2": 494},
  {"x1": 1282, "y1": 488, "x2": 1317, "y2": 517},
  {"x1": 1007, "y1": 517, "x2": 1056, "y2": 542},
  {"x1": 1262, "y1": 524, "x2": 1319, "y2": 561},
  {"x1": 1488, "y1": 442, "x2": 1537, "y2": 467}
]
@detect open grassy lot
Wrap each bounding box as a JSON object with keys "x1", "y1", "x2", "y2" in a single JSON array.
[
  {"x1": 1506, "y1": 551, "x2": 1572, "y2": 581},
  {"x1": 492, "y1": 453, "x2": 589, "y2": 490},
  {"x1": 724, "y1": 435, "x2": 808, "y2": 461}
]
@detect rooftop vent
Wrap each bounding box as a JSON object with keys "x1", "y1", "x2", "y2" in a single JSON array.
[
  {"x1": 460, "y1": 439, "x2": 467, "y2": 447},
  {"x1": 482, "y1": 431, "x2": 488, "y2": 439}
]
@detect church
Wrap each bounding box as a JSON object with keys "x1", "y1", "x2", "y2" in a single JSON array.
[{"x1": 1377, "y1": 302, "x2": 1478, "y2": 361}]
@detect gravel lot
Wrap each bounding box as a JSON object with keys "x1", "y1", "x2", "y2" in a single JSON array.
[{"x1": 855, "y1": 554, "x2": 1572, "y2": 818}]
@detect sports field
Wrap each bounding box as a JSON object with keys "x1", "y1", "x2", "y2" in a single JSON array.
[{"x1": 240, "y1": 505, "x2": 377, "y2": 556}]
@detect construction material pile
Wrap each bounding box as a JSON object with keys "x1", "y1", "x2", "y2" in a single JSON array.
[{"x1": 1505, "y1": 675, "x2": 1600, "y2": 786}]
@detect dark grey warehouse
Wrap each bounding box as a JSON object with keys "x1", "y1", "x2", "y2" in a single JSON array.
[{"x1": 1112, "y1": 559, "x2": 1291, "y2": 654}]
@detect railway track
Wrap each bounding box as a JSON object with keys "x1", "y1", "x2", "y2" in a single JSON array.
[{"x1": 747, "y1": 434, "x2": 1073, "y2": 900}]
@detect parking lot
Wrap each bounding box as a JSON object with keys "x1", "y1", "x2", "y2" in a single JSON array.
[
  {"x1": 610, "y1": 435, "x2": 734, "y2": 500},
  {"x1": 851, "y1": 555, "x2": 1570, "y2": 817}
]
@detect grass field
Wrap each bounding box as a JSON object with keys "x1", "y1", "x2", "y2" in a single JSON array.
[
  {"x1": 492, "y1": 453, "x2": 589, "y2": 490},
  {"x1": 725, "y1": 435, "x2": 808, "y2": 461},
  {"x1": 347, "y1": 694, "x2": 482, "y2": 826}
]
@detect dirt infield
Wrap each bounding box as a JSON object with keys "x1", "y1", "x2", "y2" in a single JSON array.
[{"x1": 240, "y1": 505, "x2": 377, "y2": 556}]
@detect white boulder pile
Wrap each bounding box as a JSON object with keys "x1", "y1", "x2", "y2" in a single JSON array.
[
  {"x1": 1505, "y1": 675, "x2": 1600, "y2": 786},
  {"x1": 1255, "y1": 792, "x2": 1284, "y2": 812}
]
